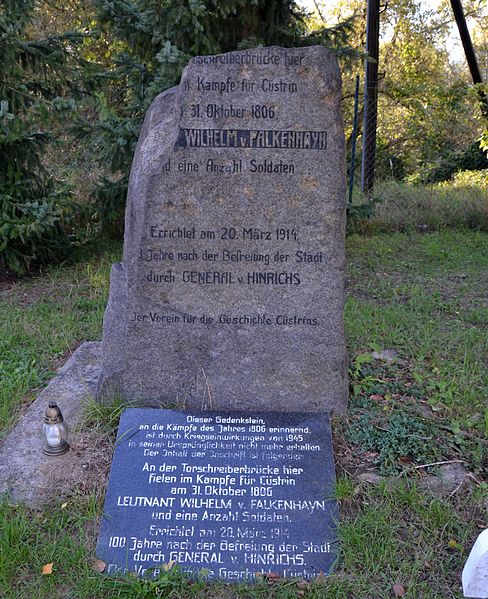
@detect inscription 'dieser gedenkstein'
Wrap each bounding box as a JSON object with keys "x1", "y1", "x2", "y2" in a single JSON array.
[
  {"x1": 96, "y1": 409, "x2": 338, "y2": 581},
  {"x1": 99, "y1": 46, "x2": 348, "y2": 412}
]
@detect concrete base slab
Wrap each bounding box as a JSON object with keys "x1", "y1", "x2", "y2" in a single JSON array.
[{"x1": 0, "y1": 342, "x2": 103, "y2": 506}]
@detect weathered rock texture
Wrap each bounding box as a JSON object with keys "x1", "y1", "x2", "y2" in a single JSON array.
[
  {"x1": 99, "y1": 46, "x2": 348, "y2": 412},
  {"x1": 0, "y1": 342, "x2": 103, "y2": 505}
]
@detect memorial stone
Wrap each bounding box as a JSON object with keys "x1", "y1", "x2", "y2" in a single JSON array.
[
  {"x1": 99, "y1": 45, "x2": 348, "y2": 412},
  {"x1": 96, "y1": 408, "x2": 338, "y2": 580}
]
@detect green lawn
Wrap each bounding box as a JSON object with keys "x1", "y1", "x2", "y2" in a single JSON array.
[
  {"x1": 0, "y1": 230, "x2": 487, "y2": 598},
  {"x1": 347, "y1": 231, "x2": 488, "y2": 430},
  {"x1": 0, "y1": 241, "x2": 120, "y2": 438}
]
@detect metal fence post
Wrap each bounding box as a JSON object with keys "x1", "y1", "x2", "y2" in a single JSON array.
[
  {"x1": 361, "y1": 0, "x2": 381, "y2": 196},
  {"x1": 348, "y1": 75, "x2": 361, "y2": 204}
]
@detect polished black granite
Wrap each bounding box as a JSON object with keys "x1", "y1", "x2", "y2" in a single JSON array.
[{"x1": 96, "y1": 408, "x2": 338, "y2": 581}]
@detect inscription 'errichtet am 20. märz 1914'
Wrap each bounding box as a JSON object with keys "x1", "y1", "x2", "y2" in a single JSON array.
[{"x1": 134, "y1": 221, "x2": 326, "y2": 296}]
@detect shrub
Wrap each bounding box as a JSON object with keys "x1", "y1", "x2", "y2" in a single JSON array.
[{"x1": 0, "y1": 1, "x2": 85, "y2": 272}]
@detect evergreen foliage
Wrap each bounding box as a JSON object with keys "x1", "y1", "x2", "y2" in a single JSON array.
[
  {"x1": 0, "y1": 0, "x2": 86, "y2": 272},
  {"x1": 85, "y1": 0, "x2": 354, "y2": 234}
]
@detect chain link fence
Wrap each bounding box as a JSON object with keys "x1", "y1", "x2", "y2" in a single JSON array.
[{"x1": 343, "y1": 72, "x2": 488, "y2": 233}]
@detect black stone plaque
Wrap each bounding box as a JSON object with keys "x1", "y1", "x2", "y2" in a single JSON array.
[{"x1": 96, "y1": 409, "x2": 338, "y2": 581}]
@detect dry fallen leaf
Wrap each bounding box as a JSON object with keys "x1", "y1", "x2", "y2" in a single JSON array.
[
  {"x1": 93, "y1": 559, "x2": 106, "y2": 573},
  {"x1": 393, "y1": 583, "x2": 405, "y2": 597},
  {"x1": 61, "y1": 502, "x2": 68, "y2": 509},
  {"x1": 42, "y1": 563, "x2": 53, "y2": 575},
  {"x1": 163, "y1": 560, "x2": 175, "y2": 571}
]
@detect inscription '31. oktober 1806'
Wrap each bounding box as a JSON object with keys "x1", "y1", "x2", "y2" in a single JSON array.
[{"x1": 99, "y1": 46, "x2": 348, "y2": 412}]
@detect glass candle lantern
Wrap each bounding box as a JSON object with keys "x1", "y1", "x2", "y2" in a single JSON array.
[{"x1": 42, "y1": 401, "x2": 70, "y2": 456}]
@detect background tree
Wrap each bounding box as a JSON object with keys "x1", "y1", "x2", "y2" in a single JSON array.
[
  {"x1": 0, "y1": 0, "x2": 90, "y2": 272},
  {"x1": 377, "y1": 0, "x2": 487, "y2": 181},
  {"x1": 82, "y1": 0, "x2": 354, "y2": 234},
  {"x1": 311, "y1": 0, "x2": 487, "y2": 185}
]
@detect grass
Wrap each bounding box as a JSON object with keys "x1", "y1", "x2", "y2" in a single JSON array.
[
  {"x1": 337, "y1": 481, "x2": 485, "y2": 598},
  {"x1": 0, "y1": 480, "x2": 485, "y2": 598},
  {"x1": 0, "y1": 240, "x2": 120, "y2": 438},
  {"x1": 0, "y1": 228, "x2": 487, "y2": 597},
  {"x1": 346, "y1": 230, "x2": 488, "y2": 431},
  {"x1": 349, "y1": 173, "x2": 488, "y2": 234}
]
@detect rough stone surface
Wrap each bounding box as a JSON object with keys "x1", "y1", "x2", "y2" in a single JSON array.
[
  {"x1": 421, "y1": 462, "x2": 470, "y2": 496},
  {"x1": 462, "y1": 529, "x2": 488, "y2": 598},
  {"x1": 0, "y1": 342, "x2": 102, "y2": 505},
  {"x1": 100, "y1": 46, "x2": 348, "y2": 413},
  {"x1": 356, "y1": 463, "x2": 476, "y2": 497}
]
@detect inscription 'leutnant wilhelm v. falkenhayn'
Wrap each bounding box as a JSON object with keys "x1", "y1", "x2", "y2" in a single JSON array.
[{"x1": 98, "y1": 46, "x2": 348, "y2": 412}]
